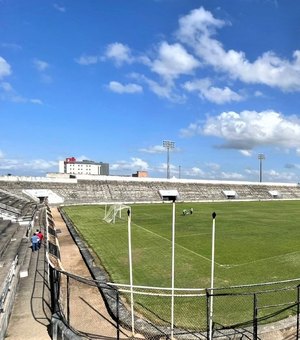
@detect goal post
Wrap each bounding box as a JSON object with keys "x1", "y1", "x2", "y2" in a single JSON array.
[{"x1": 103, "y1": 204, "x2": 131, "y2": 223}]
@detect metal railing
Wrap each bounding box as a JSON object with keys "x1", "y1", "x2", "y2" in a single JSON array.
[{"x1": 47, "y1": 262, "x2": 300, "y2": 339}]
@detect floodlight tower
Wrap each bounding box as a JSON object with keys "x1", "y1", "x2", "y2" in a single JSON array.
[
  {"x1": 258, "y1": 153, "x2": 265, "y2": 182},
  {"x1": 163, "y1": 140, "x2": 175, "y2": 179}
]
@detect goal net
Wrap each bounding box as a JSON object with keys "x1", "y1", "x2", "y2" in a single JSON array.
[{"x1": 103, "y1": 204, "x2": 131, "y2": 224}]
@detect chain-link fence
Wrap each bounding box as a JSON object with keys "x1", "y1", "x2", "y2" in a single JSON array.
[
  {"x1": 48, "y1": 264, "x2": 300, "y2": 339},
  {"x1": 208, "y1": 281, "x2": 300, "y2": 339}
]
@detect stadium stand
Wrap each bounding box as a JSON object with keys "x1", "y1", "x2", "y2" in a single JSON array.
[
  {"x1": 1, "y1": 175, "x2": 300, "y2": 339},
  {"x1": 2, "y1": 176, "x2": 300, "y2": 205},
  {"x1": 0, "y1": 189, "x2": 39, "y2": 339}
]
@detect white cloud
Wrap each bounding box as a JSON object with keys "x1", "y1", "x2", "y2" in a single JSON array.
[
  {"x1": 33, "y1": 59, "x2": 52, "y2": 83},
  {"x1": 187, "y1": 167, "x2": 205, "y2": 177},
  {"x1": 76, "y1": 155, "x2": 90, "y2": 161},
  {"x1": 23, "y1": 159, "x2": 58, "y2": 170},
  {"x1": 177, "y1": 7, "x2": 225, "y2": 39},
  {"x1": 137, "y1": 75, "x2": 185, "y2": 103},
  {"x1": 203, "y1": 111, "x2": 300, "y2": 150},
  {"x1": 158, "y1": 162, "x2": 177, "y2": 173},
  {"x1": 151, "y1": 42, "x2": 200, "y2": 79},
  {"x1": 139, "y1": 145, "x2": 166, "y2": 153},
  {"x1": 143, "y1": 77, "x2": 174, "y2": 99},
  {"x1": 131, "y1": 157, "x2": 149, "y2": 169},
  {"x1": 0, "y1": 57, "x2": 12, "y2": 79},
  {"x1": 264, "y1": 169, "x2": 297, "y2": 182},
  {"x1": 0, "y1": 156, "x2": 57, "y2": 172},
  {"x1": 33, "y1": 59, "x2": 49, "y2": 72},
  {"x1": 201, "y1": 110, "x2": 300, "y2": 150},
  {"x1": 0, "y1": 82, "x2": 43, "y2": 105},
  {"x1": 105, "y1": 43, "x2": 133, "y2": 66},
  {"x1": 1, "y1": 43, "x2": 22, "y2": 51},
  {"x1": 239, "y1": 150, "x2": 252, "y2": 157},
  {"x1": 180, "y1": 121, "x2": 202, "y2": 137},
  {"x1": 183, "y1": 78, "x2": 243, "y2": 104},
  {"x1": 111, "y1": 157, "x2": 149, "y2": 171},
  {"x1": 205, "y1": 162, "x2": 220, "y2": 171},
  {"x1": 30, "y1": 98, "x2": 43, "y2": 105},
  {"x1": 53, "y1": 4, "x2": 66, "y2": 12},
  {"x1": 177, "y1": 7, "x2": 300, "y2": 91},
  {"x1": 181, "y1": 110, "x2": 300, "y2": 153},
  {"x1": 0, "y1": 82, "x2": 13, "y2": 92},
  {"x1": 108, "y1": 81, "x2": 143, "y2": 94},
  {"x1": 219, "y1": 171, "x2": 245, "y2": 180},
  {"x1": 75, "y1": 54, "x2": 98, "y2": 65}
]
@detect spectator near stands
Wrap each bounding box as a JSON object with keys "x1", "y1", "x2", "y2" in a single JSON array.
[
  {"x1": 31, "y1": 233, "x2": 40, "y2": 252},
  {"x1": 36, "y1": 229, "x2": 44, "y2": 249}
]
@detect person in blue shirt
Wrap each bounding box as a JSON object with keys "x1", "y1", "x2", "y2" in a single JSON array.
[{"x1": 31, "y1": 232, "x2": 40, "y2": 252}]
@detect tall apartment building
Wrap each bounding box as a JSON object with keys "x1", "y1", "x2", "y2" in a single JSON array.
[{"x1": 59, "y1": 157, "x2": 109, "y2": 176}]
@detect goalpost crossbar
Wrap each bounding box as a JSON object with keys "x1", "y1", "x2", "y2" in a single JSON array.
[{"x1": 103, "y1": 204, "x2": 130, "y2": 223}]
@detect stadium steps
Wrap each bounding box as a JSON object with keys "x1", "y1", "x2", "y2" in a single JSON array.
[
  {"x1": 0, "y1": 221, "x2": 19, "y2": 259},
  {"x1": 19, "y1": 237, "x2": 32, "y2": 278},
  {"x1": 0, "y1": 223, "x2": 27, "y2": 265}
]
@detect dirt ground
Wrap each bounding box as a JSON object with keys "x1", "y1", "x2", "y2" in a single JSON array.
[{"x1": 50, "y1": 207, "x2": 134, "y2": 339}]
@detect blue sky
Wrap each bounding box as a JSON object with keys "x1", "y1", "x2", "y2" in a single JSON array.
[{"x1": 1, "y1": 0, "x2": 300, "y2": 182}]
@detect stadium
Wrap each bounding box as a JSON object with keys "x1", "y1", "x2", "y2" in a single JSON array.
[{"x1": 0, "y1": 174, "x2": 300, "y2": 340}]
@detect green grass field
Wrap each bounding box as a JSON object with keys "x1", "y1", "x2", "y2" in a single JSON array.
[
  {"x1": 62, "y1": 200, "x2": 300, "y2": 287},
  {"x1": 62, "y1": 200, "x2": 300, "y2": 328}
]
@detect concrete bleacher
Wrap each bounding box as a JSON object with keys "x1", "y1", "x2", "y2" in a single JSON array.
[
  {"x1": 0, "y1": 198, "x2": 38, "y2": 339},
  {"x1": 0, "y1": 189, "x2": 37, "y2": 223},
  {"x1": 2, "y1": 175, "x2": 300, "y2": 206}
]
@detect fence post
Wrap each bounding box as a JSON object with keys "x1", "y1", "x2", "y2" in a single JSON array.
[
  {"x1": 253, "y1": 293, "x2": 258, "y2": 340},
  {"x1": 67, "y1": 275, "x2": 70, "y2": 324},
  {"x1": 206, "y1": 289, "x2": 210, "y2": 340},
  {"x1": 116, "y1": 288, "x2": 120, "y2": 340},
  {"x1": 297, "y1": 285, "x2": 300, "y2": 340},
  {"x1": 49, "y1": 266, "x2": 56, "y2": 313}
]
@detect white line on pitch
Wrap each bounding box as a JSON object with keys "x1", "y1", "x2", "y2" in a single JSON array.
[
  {"x1": 222, "y1": 250, "x2": 300, "y2": 269},
  {"x1": 131, "y1": 221, "x2": 223, "y2": 267}
]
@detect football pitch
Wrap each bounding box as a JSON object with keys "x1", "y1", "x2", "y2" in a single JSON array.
[
  {"x1": 62, "y1": 200, "x2": 300, "y2": 328},
  {"x1": 62, "y1": 200, "x2": 300, "y2": 288}
]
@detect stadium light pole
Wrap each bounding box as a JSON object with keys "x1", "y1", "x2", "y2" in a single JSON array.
[
  {"x1": 258, "y1": 153, "x2": 265, "y2": 183},
  {"x1": 127, "y1": 208, "x2": 135, "y2": 336},
  {"x1": 163, "y1": 140, "x2": 175, "y2": 179},
  {"x1": 209, "y1": 212, "x2": 217, "y2": 340}
]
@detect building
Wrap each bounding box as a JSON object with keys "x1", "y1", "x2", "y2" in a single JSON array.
[
  {"x1": 59, "y1": 157, "x2": 109, "y2": 176},
  {"x1": 132, "y1": 171, "x2": 148, "y2": 178}
]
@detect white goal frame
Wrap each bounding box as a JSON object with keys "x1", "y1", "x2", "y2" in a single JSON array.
[{"x1": 103, "y1": 204, "x2": 131, "y2": 224}]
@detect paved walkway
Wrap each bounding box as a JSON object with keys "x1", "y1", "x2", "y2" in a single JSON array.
[{"x1": 5, "y1": 225, "x2": 51, "y2": 339}]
